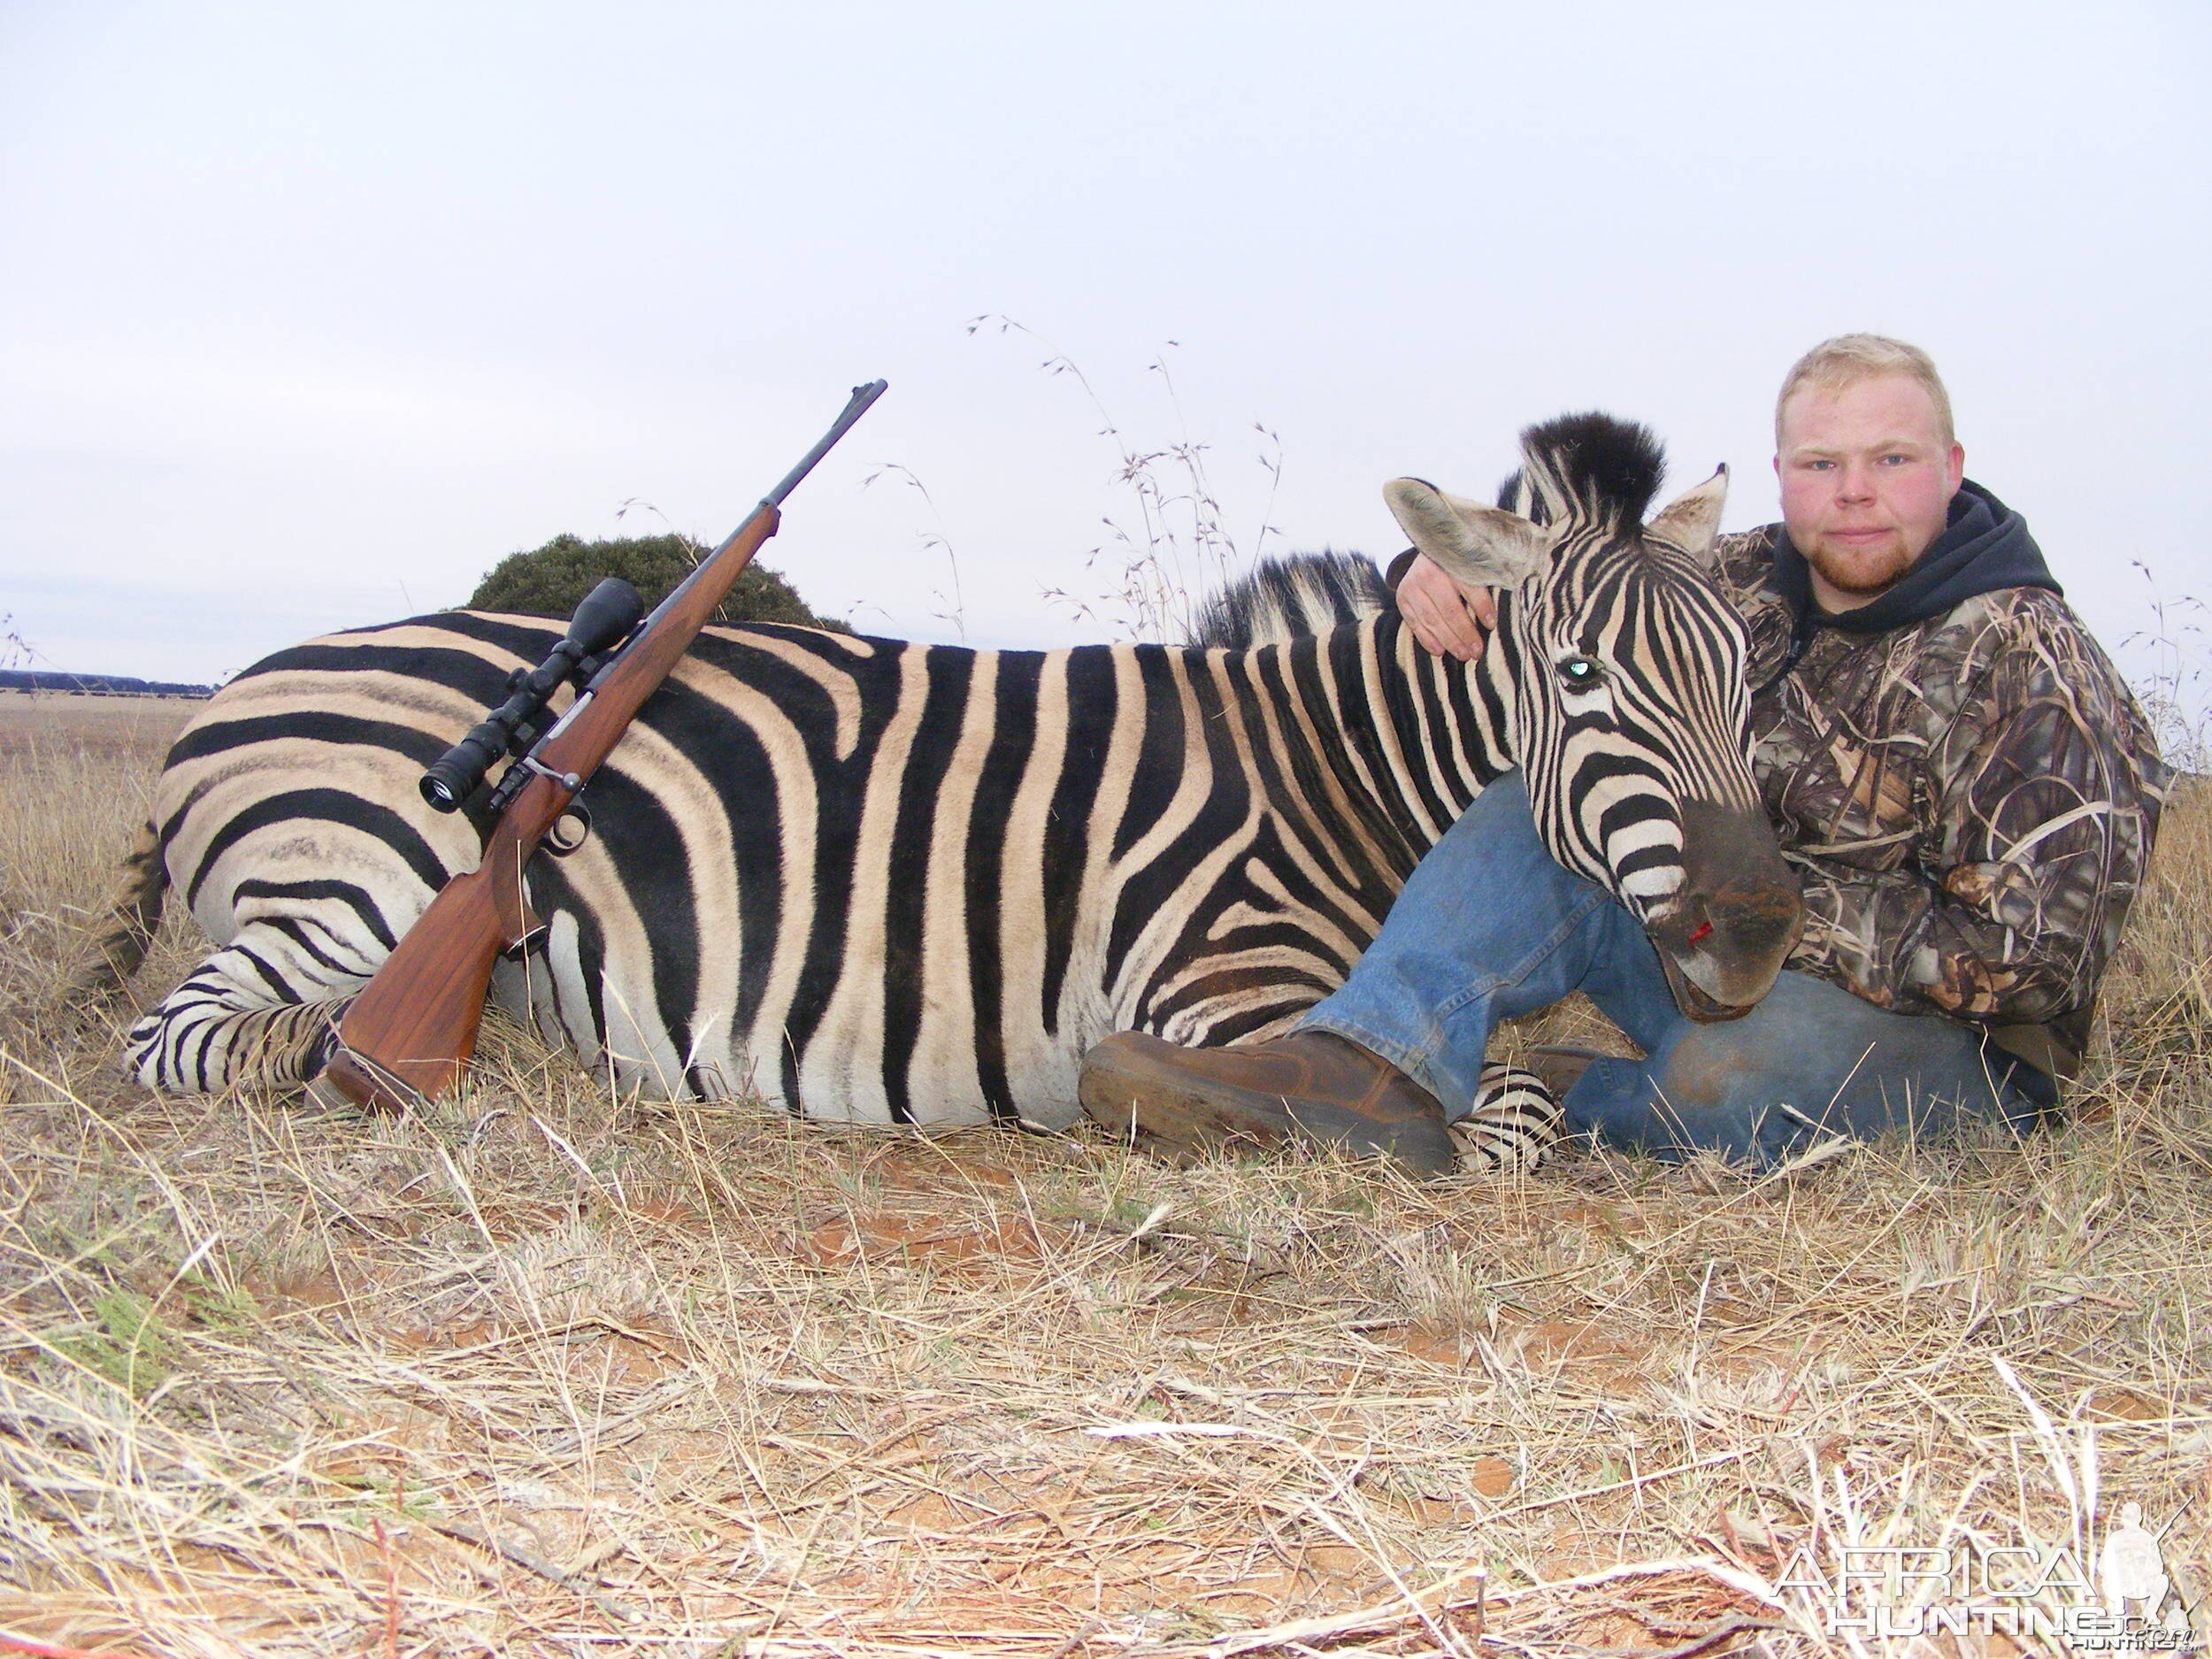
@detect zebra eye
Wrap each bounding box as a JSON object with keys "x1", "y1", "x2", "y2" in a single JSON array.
[{"x1": 1555, "y1": 655, "x2": 1604, "y2": 690}]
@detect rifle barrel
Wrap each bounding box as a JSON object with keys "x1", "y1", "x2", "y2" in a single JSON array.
[{"x1": 765, "y1": 380, "x2": 888, "y2": 509}]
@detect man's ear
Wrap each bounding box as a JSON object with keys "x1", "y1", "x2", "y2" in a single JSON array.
[
  {"x1": 1646, "y1": 465, "x2": 1730, "y2": 565},
  {"x1": 1383, "y1": 478, "x2": 1555, "y2": 589}
]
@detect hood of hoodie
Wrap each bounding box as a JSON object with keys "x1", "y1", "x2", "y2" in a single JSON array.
[{"x1": 1773, "y1": 479, "x2": 2061, "y2": 636}]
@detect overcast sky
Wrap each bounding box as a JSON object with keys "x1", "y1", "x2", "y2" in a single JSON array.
[{"x1": 4, "y1": 3, "x2": 2207, "y2": 734}]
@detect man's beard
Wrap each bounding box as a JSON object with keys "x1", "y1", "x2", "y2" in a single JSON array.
[{"x1": 1808, "y1": 534, "x2": 1915, "y2": 599}]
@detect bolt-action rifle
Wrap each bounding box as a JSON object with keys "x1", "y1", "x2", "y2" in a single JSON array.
[{"x1": 323, "y1": 379, "x2": 887, "y2": 1111}]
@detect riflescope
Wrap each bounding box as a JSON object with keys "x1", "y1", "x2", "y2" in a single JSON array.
[{"x1": 419, "y1": 577, "x2": 647, "y2": 812}]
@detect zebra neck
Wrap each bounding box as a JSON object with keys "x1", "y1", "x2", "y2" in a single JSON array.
[{"x1": 1286, "y1": 614, "x2": 1515, "y2": 856}]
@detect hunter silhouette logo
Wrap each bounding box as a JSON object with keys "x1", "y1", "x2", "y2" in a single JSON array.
[{"x1": 2101, "y1": 1502, "x2": 2170, "y2": 1618}]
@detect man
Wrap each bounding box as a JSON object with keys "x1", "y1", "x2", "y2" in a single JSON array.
[{"x1": 1078, "y1": 336, "x2": 2169, "y2": 1171}]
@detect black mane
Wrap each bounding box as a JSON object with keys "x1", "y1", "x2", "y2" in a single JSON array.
[
  {"x1": 1186, "y1": 549, "x2": 1391, "y2": 649},
  {"x1": 1509, "y1": 411, "x2": 1666, "y2": 529}
]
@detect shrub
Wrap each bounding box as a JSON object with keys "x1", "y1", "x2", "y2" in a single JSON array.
[{"x1": 469, "y1": 533, "x2": 846, "y2": 631}]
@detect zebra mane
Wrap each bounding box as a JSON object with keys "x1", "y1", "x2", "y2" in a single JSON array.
[
  {"x1": 1186, "y1": 549, "x2": 1391, "y2": 649},
  {"x1": 1496, "y1": 411, "x2": 1666, "y2": 531}
]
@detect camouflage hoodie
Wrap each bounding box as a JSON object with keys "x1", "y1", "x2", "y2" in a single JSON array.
[{"x1": 1714, "y1": 480, "x2": 2169, "y2": 1089}]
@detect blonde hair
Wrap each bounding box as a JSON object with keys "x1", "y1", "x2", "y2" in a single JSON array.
[{"x1": 1775, "y1": 334, "x2": 1955, "y2": 448}]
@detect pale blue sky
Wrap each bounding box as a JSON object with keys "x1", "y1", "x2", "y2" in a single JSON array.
[{"x1": 4, "y1": 3, "x2": 2207, "y2": 731}]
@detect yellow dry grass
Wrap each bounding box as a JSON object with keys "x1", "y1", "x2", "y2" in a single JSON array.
[{"x1": 1, "y1": 692, "x2": 2207, "y2": 1658}]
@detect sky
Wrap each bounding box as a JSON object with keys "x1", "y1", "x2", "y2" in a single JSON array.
[{"x1": 4, "y1": 3, "x2": 2208, "y2": 740}]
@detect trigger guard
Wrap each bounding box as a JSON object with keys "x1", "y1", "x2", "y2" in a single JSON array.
[{"x1": 546, "y1": 803, "x2": 592, "y2": 857}]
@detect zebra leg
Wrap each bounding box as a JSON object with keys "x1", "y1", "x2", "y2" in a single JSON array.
[
  {"x1": 126, "y1": 922, "x2": 370, "y2": 1095},
  {"x1": 73, "y1": 821, "x2": 352, "y2": 1093},
  {"x1": 1451, "y1": 1063, "x2": 1565, "y2": 1172}
]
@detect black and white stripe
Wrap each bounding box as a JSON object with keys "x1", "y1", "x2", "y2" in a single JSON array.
[
  {"x1": 1455, "y1": 1064, "x2": 1567, "y2": 1172},
  {"x1": 108, "y1": 412, "x2": 1781, "y2": 1129}
]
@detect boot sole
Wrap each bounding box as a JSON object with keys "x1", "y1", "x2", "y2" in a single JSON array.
[{"x1": 1079, "y1": 1041, "x2": 1454, "y2": 1177}]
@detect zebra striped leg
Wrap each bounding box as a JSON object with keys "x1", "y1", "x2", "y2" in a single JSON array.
[
  {"x1": 126, "y1": 925, "x2": 367, "y2": 1095},
  {"x1": 1449, "y1": 1063, "x2": 1565, "y2": 1173}
]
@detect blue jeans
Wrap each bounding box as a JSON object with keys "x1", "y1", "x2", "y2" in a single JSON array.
[{"x1": 1298, "y1": 775, "x2": 2049, "y2": 1168}]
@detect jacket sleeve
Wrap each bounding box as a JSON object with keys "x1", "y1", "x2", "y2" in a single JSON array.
[{"x1": 1786, "y1": 617, "x2": 2167, "y2": 1026}]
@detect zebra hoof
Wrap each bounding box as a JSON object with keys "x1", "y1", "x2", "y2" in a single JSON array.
[{"x1": 1451, "y1": 1063, "x2": 1566, "y2": 1174}]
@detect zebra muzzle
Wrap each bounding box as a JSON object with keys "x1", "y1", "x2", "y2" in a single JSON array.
[
  {"x1": 1650, "y1": 887, "x2": 1803, "y2": 1020},
  {"x1": 1654, "y1": 802, "x2": 1805, "y2": 1020}
]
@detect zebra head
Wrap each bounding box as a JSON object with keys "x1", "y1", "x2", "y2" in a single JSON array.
[{"x1": 1385, "y1": 412, "x2": 1801, "y2": 1020}]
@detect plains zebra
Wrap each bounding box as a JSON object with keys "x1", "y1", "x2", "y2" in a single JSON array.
[{"x1": 93, "y1": 412, "x2": 1796, "y2": 1140}]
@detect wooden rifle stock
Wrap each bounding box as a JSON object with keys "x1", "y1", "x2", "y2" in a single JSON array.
[{"x1": 325, "y1": 380, "x2": 886, "y2": 1110}]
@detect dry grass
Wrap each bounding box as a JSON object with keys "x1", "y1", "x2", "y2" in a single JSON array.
[{"x1": 2, "y1": 693, "x2": 2208, "y2": 1658}]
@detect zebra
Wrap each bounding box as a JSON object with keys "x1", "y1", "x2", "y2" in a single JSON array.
[{"x1": 85, "y1": 411, "x2": 1797, "y2": 1167}]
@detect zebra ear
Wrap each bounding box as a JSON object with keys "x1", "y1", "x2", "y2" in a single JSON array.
[
  {"x1": 1646, "y1": 465, "x2": 1730, "y2": 564},
  {"x1": 1383, "y1": 478, "x2": 1555, "y2": 588}
]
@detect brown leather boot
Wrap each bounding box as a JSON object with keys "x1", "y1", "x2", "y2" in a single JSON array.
[{"x1": 1078, "y1": 1029, "x2": 1455, "y2": 1177}]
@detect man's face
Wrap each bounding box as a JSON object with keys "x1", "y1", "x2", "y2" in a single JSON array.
[{"x1": 1774, "y1": 373, "x2": 1964, "y2": 611}]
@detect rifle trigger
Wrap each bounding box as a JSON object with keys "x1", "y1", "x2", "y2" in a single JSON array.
[{"x1": 546, "y1": 802, "x2": 593, "y2": 857}]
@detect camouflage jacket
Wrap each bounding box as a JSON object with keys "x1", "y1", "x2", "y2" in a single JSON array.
[{"x1": 1713, "y1": 521, "x2": 2169, "y2": 1085}]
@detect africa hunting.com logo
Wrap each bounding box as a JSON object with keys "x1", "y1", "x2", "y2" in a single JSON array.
[{"x1": 1772, "y1": 1499, "x2": 2202, "y2": 1649}]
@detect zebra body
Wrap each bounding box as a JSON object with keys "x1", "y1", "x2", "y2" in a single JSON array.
[
  {"x1": 114, "y1": 411, "x2": 1799, "y2": 1128},
  {"x1": 127, "y1": 595, "x2": 1501, "y2": 1124}
]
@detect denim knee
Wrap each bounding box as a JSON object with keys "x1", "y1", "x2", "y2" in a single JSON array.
[{"x1": 1563, "y1": 972, "x2": 2047, "y2": 1167}]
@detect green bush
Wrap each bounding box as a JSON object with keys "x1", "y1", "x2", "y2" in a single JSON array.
[{"x1": 469, "y1": 533, "x2": 846, "y2": 631}]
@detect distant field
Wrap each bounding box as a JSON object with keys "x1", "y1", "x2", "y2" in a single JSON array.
[
  {"x1": 1, "y1": 688, "x2": 2207, "y2": 1656},
  {"x1": 0, "y1": 689, "x2": 200, "y2": 763}
]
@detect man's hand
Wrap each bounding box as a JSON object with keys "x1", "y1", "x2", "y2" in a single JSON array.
[{"x1": 1397, "y1": 554, "x2": 1496, "y2": 661}]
